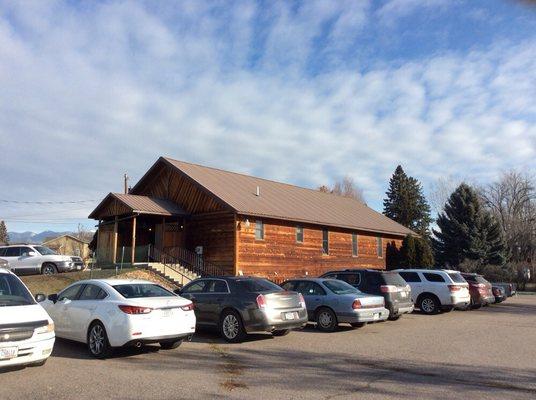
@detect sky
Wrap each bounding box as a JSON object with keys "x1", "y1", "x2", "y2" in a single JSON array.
[{"x1": 0, "y1": 0, "x2": 535, "y2": 233}]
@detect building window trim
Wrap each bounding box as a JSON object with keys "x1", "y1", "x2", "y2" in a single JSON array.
[
  {"x1": 255, "y1": 220, "x2": 264, "y2": 241},
  {"x1": 296, "y1": 225, "x2": 304, "y2": 243},
  {"x1": 352, "y1": 233, "x2": 358, "y2": 257},
  {"x1": 377, "y1": 236, "x2": 383, "y2": 258},
  {"x1": 322, "y1": 229, "x2": 329, "y2": 255}
]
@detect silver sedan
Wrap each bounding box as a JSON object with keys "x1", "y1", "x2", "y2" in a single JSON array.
[{"x1": 281, "y1": 278, "x2": 389, "y2": 332}]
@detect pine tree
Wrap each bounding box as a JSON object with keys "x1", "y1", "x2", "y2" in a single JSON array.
[
  {"x1": 415, "y1": 238, "x2": 434, "y2": 267},
  {"x1": 0, "y1": 220, "x2": 9, "y2": 245},
  {"x1": 400, "y1": 235, "x2": 417, "y2": 267},
  {"x1": 383, "y1": 165, "x2": 432, "y2": 236},
  {"x1": 432, "y1": 183, "x2": 506, "y2": 267}
]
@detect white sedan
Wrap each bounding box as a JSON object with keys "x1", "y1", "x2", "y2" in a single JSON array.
[{"x1": 40, "y1": 279, "x2": 195, "y2": 358}]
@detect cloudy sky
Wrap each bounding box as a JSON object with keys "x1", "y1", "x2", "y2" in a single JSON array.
[{"x1": 1, "y1": 0, "x2": 535, "y2": 233}]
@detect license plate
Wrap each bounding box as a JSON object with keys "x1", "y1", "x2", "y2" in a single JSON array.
[
  {"x1": 162, "y1": 309, "x2": 174, "y2": 318},
  {"x1": 0, "y1": 347, "x2": 18, "y2": 360},
  {"x1": 373, "y1": 313, "x2": 380, "y2": 321},
  {"x1": 284, "y1": 312, "x2": 296, "y2": 320}
]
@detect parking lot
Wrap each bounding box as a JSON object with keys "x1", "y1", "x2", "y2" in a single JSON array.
[{"x1": 1, "y1": 295, "x2": 535, "y2": 400}]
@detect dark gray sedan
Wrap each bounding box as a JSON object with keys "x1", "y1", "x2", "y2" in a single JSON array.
[
  {"x1": 281, "y1": 278, "x2": 389, "y2": 332},
  {"x1": 176, "y1": 277, "x2": 308, "y2": 342}
]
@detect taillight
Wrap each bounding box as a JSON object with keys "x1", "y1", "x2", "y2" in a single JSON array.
[
  {"x1": 352, "y1": 299, "x2": 362, "y2": 309},
  {"x1": 256, "y1": 294, "x2": 266, "y2": 309},
  {"x1": 181, "y1": 302, "x2": 194, "y2": 311},
  {"x1": 118, "y1": 305, "x2": 152, "y2": 314},
  {"x1": 380, "y1": 285, "x2": 398, "y2": 293},
  {"x1": 298, "y1": 293, "x2": 306, "y2": 309},
  {"x1": 448, "y1": 285, "x2": 463, "y2": 292}
]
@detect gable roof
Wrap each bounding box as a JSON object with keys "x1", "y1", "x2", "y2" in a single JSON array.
[
  {"x1": 88, "y1": 193, "x2": 188, "y2": 219},
  {"x1": 131, "y1": 157, "x2": 413, "y2": 237},
  {"x1": 42, "y1": 234, "x2": 90, "y2": 245}
]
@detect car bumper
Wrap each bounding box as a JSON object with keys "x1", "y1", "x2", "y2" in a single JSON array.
[
  {"x1": 55, "y1": 261, "x2": 75, "y2": 272},
  {"x1": 388, "y1": 302, "x2": 414, "y2": 317},
  {"x1": 244, "y1": 308, "x2": 308, "y2": 333},
  {"x1": 338, "y1": 307, "x2": 390, "y2": 323},
  {"x1": 0, "y1": 336, "x2": 55, "y2": 368},
  {"x1": 451, "y1": 294, "x2": 471, "y2": 309}
]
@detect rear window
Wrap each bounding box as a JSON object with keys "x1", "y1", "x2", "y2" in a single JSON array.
[
  {"x1": 475, "y1": 276, "x2": 490, "y2": 284},
  {"x1": 382, "y1": 272, "x2": 407, "y2": 286},
  {"x1": 399, "y1": 272, "x2": 421, "y2": 282},
  {"x1": 448, "y1": 273, "x2": 466, "y2": 283},
  {"x1": 423, "y1": 273, "x2": 445, "y2": 283},
  {"x1": 322, "y1": 279, "x2": 360, "y2": 295},
  {"x1": 113, "y1": 284, "x2": 174, "y2": 298},
  {"x1": 0, "y1": 274, "x2": 35, "y2": 306},
  {"x1": 235, "y1": 279, "x2": 282, "y2": 293}
]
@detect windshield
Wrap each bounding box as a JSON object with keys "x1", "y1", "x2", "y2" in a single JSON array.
[
  {"x1": 448, "y1": 273, "x2": 467, "y2": 283},
  {"x1": 322, "y1": 279, "x2": 360, "y2": 295},
  {"x1": 113, "y1": 284, "x2": 174, "y2": 298},
  {"x1": 236, "y1": 279, "x2": 282, "y2": 293},
  {"x1": 33, "y1": 246, "x2": 57, "y2": 256},
  {"x1": 0, "y1": 274, "x2": 35, "y2": 306}
]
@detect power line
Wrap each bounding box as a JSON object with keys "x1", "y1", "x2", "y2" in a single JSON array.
[{"x1": 0, "y1": 199, "x2": 97, "y2": 205}]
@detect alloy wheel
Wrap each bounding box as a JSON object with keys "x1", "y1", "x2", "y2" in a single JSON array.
[
  {"x1": 222, "y1": 314, "x2": 239, "y2": 339},
  {"x1": 43, "y1": 265, "x2": 55, "y2": 275},
  {"x1": 89, "y1": 325, "x2": 105, "y2": 355},
  {"x1": 421, "y1": 298, "x2": 435, "y2": 313},
  {"x1": 318, "y1": 311, "x2": 333, "y2": 328}
]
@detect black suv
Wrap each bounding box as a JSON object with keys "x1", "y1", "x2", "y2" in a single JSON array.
[{"x1": 319, "y1": 269, "x2": 414, "y2": 320}]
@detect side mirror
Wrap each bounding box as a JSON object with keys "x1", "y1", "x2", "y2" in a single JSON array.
[
  {"x1": 48, "y1": 293, "x2": 58, "y2": 303},
  {"x1": 28, "y1": 251, "x2": 36, "y2": 257},
  {"x1": 35, "y1": 293, "x2": 46, "y2": 302}
]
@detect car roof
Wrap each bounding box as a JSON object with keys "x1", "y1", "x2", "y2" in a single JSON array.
[
  {"x1": 284, "y1": 277, "x2": 334, "y2": 283},
  {"x1": 68, "y1": 279, "x2": 156, "y2": 286}
]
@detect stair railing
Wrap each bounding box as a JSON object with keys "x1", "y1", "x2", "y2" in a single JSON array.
[
  {"x1": 147, "y1": 246, "x2": 195, "y2": 287},
  {"x1": 148, "y1": 245, "x2": 226, "y2": 278}
]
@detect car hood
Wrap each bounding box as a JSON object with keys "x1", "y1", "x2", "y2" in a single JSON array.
[
  {"x1": 40, "y1": 255, "x2": 72, "y2": 262},
  {"x1": 0, "y1": 303, "x2": 52, "y2": 325}
]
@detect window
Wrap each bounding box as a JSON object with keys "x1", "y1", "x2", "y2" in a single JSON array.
[
  {"x1": 20, "y1": 247, "x2": 33, "y2": 257},
  {"x1": 236, "y1": 279, "x2": 281, "y2": 293},
  {"x1": 113, "y1": 284, "x2": 174, "y2": 298},
  {"x1": 294, "y1": 281, "x2": 326, "y2": 296},
  {"x1": 0, "y1": 248, "x2": 6, "y2": 257},
  {"x1": 281, "y1": 281, "x2": 295, "y2": 291},
  {"x1": 58, "y1": 284, "x2": 84, "y2": 301},
  {"x1": 339, "y1": 273, "x2": 361, "y2": 286},
  {"x1": 33, "y1": 246, "x2": 56, "y2": 256},
  {"x1": 79, "y1": 284, "x2": 107, "y2": 301},
  {"x1": 423, "y1": 273, "x2": 445, "y2": 283},
  {"x1": 399, "y1": 272, "x2": 421, "y2": 282},
  {"x1": 206, "y1": 280, "x2": 229, "y2": 293},
  {"x1": 296, "y1": 226, "x2": 304, "y2": 243},
  {"x1": 352, "y1": 233, "x2": 358, "y2": 256},
  {"x1": 183, "y1": 280, "x2": 208, "y2": 293},
  {"x1": 376, "y1": 236, "x2": 383, "y2": 257},
  {"x1": 448, "y1": 273, "x2": 467, "y2": 283},
  {"x1": 382, "y1": 272, "x2": 407, "y2": 286},
  {"x1": 5, "y1": 247, "x2": 22, "y2": 257},
  {"x1": 322, "y1": 280, "x2": 360, "y2": 295},
  {"x1": 255, "y1": 220, "x2": 264, "y2": 240},
  {"x1": 322, "y1": 229, "x2": 329, "y2": 254},
  {"x1": 0, "y1": 274, "x2": 35, "y2": 306}
]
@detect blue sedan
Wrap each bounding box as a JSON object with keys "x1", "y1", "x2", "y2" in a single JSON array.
[{"x1": 281, "y1": 278, "x2": 389, "y2": 332}]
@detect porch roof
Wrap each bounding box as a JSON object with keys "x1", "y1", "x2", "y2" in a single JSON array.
[{"x1": 88, "y1": 193, "x2": 188, "y2": 219}]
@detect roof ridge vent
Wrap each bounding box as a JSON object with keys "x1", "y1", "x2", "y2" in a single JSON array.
[{"x1": 255, "y1": 186, "x2": 260, "y2": 196}]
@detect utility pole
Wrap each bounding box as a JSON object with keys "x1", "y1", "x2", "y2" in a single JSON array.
[{"x1": 124, "y1": 173, "x2": 129, "y2": 194}]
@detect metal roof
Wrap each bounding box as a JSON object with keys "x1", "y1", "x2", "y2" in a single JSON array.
[
  {"x1": 161, "y1": 157, "x2": 413, "y2": 237},
  {"x1": 89, "y1": 193, "x2": 187, "y2": 219}
]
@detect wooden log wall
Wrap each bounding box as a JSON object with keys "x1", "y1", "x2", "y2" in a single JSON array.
[{"x1": 236, "y1": 215, "x2": 403, "y2": 281}]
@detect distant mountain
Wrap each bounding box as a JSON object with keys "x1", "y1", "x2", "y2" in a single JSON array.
[{"x1": 8, "y1": 231, "x2": 73, "y2": 244}]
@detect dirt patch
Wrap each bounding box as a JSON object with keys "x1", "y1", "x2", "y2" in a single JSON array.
[{"x1": 209, "y1": 343, "x2": 248, "y2": 392}]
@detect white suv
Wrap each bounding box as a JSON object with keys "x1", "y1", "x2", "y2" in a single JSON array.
[
  {"x1": 395, "y1": 269, "x2": 470, "y2": 314},
  {"x1": 0, "y1": 245, "x2": 74, "y2": 275}
]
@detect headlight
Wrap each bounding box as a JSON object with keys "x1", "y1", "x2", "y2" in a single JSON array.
[{"x1": 35, "y1": 322, "x2": 55, "y2": 334}]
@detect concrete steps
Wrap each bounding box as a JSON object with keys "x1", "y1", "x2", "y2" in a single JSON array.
[{"x1": 147, "y1": 262, "x2": 199, "y2": 287}]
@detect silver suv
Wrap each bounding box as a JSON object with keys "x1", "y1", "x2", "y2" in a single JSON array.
[{"x1": 0, "y1": 245, "x2": 74, "y2": 275}]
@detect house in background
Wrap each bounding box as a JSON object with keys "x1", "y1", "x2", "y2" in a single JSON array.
[
  {"x1": 42, "y1": 234, "x2": 91, "y2": 260},
  {"x1": 88, "y1": 157, "x2": 413, "y2": 281}
]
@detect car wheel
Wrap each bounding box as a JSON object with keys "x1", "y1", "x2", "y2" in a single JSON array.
[
  {"x1": 442, "y1": 306, "x2": 454, "y2": 313},
  {"x1": 160, "y1": 339, "x2": 183, "y2": 350},
  {"x1": 315, "y1": 307, "x2": 338, "y2": 332},
  {"x1": 272, "y1": 329, "x2": 290, "y2": 337},
  {"x1": 30, "y1": 359, "x2": 47, "y2": 367},
  {"x1": 87, "y1": 322, "x2": 111, "y2": 359},
  {"x1": 220, "y1": 310, "x2": 246, "y2": 343},
  {"x1": 41, "y1": 263, "x2": 57, "y2": 275},
  {"x1": 350, "y1": 322, "x2": 366, "y2": 328},
  {"x1": 388, "y1": 314, "x2": 401, "y2": 321},
  {"x1": 419, "y1": 295, "x2": 439, "y2": 315}
]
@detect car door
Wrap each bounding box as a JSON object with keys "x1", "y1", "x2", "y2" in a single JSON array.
[
  {"x1": 398, "y1": 272, "x2": 423, "y2": 303},
  {"x1": 67, "y1": 284, "x2": 108, "y2": 342},
  {"x1": 51, "y1": 284, "x2": 85, "y2": 338},
  {"x1": 180, "y1": 280, "x2": 211, "y2": 325},
  {"x1": 3, "y1": 247, "x2": 22, "y2": 273},
  {"x1": 204, "y1": 279, "x2": 231, "y2": 325},
  {"x1": 17, "y1": 247, "x2": 40, "y2": 275},
  {"x1": 294, "y1": 281, "x2": 326, "y2": 317}
]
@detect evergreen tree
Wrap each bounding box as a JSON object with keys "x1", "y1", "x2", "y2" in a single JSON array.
[
  {"x1": 383, "y1": 165, "x2": 432, "y2": 236},
  {"x1": 432, "y1": 183, "x2": 507, "y2": 267},
  {"x1": 399, "y1": 235, "x2": 435, "y2": 268},
  {"x1": 399, "y1": 235, "x2": 417, "y2": 267},
  {"x1": 415, "y1": 238, "x2": 434, "y2": 267},
  {"x1": 0, "y1": 221, "x2": 8, "y2": 245}
]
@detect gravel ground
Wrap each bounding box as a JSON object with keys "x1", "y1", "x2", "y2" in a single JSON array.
[{"x1": 1, "y1": 295, "x2": 534, "y2": 400}]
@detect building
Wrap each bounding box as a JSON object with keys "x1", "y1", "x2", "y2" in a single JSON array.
[
  {"x1": 42, "y1": 234, "x2": 91, "y2": 260},
  {"x1": 89, "y1": 157, "x2": 413, "y2": 280}
]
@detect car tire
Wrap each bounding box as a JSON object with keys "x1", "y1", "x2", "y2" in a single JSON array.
[
  {"x1": 220, "y1": 310, "x2": 247, "y2": 343},
  {"x1": 419, "y1": 295, "x2": 440, "y2": 315},
  {"x1": 442, "y1": 306, "x2": 454, "y2": 313},
  {"x1": 272, "y1": 329, "x2": 290, "y2": 337},
  {"x1": 315, "y1": 307, "x2": 338, "y2": 332},
  {"x1": 30, "y1": 359, "x2": 47, "y2": 367},
  {"x1": 388, "y1": 314, "x2": 401, "y2": 321},
  {"x1": 87, "y1": 321, "x2": 111, "y2": 359},
  {"x1": 41, "y1": 263, "x2": 57, "y2": 275},
  {"x1": 160, "y1": 339, "x2": 183, "y2": 350},
  {"x1": 350, "y1": 322, "x2": 366, "y2": 328}
]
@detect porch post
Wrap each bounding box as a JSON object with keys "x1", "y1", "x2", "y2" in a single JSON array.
[
  {"x1": 112, "y1": 216, "x2": 118, "y2": 264},
  {"x1": 131, "y1": 216, "x2": 137, "y2": 264},
  {"x1": 96, "y1": 220, "x2": 102, "y2": 264}
]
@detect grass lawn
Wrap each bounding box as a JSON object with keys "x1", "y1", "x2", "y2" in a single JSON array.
[{"x1": 20, "y1": 268, "x2": 179, "y2": 295}]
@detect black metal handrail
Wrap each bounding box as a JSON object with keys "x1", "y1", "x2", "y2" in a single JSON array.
[
  {"x1": 148, "y1": 245, "x2": 225, "y2": 278},
  {"x1": 147, "y1": 247, "x2": 193, "y2": 286}
]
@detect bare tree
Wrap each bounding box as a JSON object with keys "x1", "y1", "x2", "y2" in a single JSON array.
[
  {"x1": 429, "y1": 176, "x2": 460, "y2": 216},
  {"x1": 319, "y1": 176, "x2": 366, "y2": 204},
  {"x1": 75, "y1": 223, "x2": 95, "y2": 243},
  {"x1": 479, "y1": 171, "x2": 536, "y2": 265}
]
